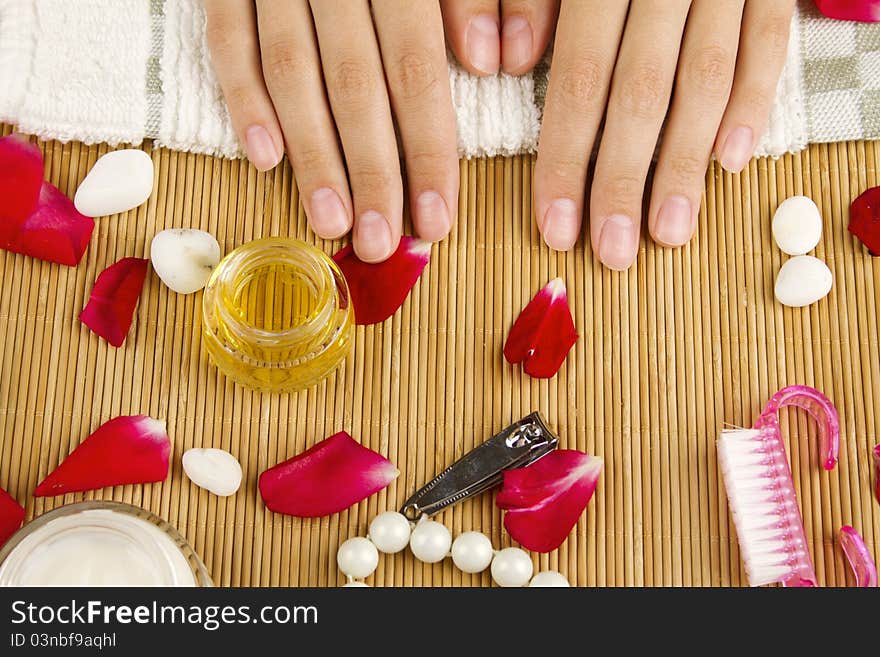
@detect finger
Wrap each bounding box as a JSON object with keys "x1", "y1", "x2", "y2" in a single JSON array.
[
  {"x1": 500, "y1": 0, "x2": 561, "y2": 75},
  {"x1": 372, "y1": 1, "x2": 459, "y2": 242},
  {"x1": 649, "y1": 0, "x2": 743, "y2": 247},
  {"x1": 204, "y1": 0, "x2": 283, "y2": 171},
  {"x1": 439, "y1": 0, "x2": 501, "y2": 76},
  {"x1": 715, "y1": 0, "x2": 796, "y2": 172},
  {"x1": 256, "y1": 0, "x2": 353, "y2": 239},
  {"x1": 590, "y1": 0, "x2": 691, "y2": 270},
  {"x1": 310, "y1": 0, "x2": 402, "y2": 263},
  {"x1": 533, "y1": 0, "x2": 628, "y2": 252}
]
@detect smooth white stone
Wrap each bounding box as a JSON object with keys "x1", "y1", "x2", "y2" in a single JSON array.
[
  {"x1": 150, "y1": 229, "x2": 221, "y2": 294},
  {"x1": 74, "y1": 149, "x2": 154, "y2": 217},
  {"x1": 368, "y1": 512, "x2": 411, "y2": 554},
  {"x1": 181, "y1": 448, "x2": 242, "y2": 497},
  {"x1": 342, "y1": 581, "x2": 370, "y2": 587},
  {"x1": 490, "y1": 547, "x2": 533, "y2": 587},
  {"x1": 451, "y1": 531, "x2": 494, "y2": 573},
  {"x1": 772, "y1": 196, "x2": 822, "y2": 256},
  {"x1": 336, "y1": 537, "x2": 378, "y2": 580},
  {"x1": 529, "y1": 571, "x2": 570, "y2": 587},
  {"x1": 774, "y1": 255, "x2": 832, "y2": 307},
  {"x1": 408, "y1": 520, "x2": 451, "y2": 564}
]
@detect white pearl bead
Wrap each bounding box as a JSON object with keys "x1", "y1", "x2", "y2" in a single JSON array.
[
  {"x1": 529, "y1": 571, "x2": 570, "y2": 587},
  {"x1": 408, "y1": 520, "x2": 452, "y2": 563},
  {"x1": 336, "y1": 537, "x2": 379, "y2": 579},
  {"x1": 451, "y1": 532, "x2": 494, "y2": 573},
  {"x1": 368, "y1": 512, "x2": 412, "y2": 554},
  {"x1": 342, "y1": 581, "x2": 370, "y2": 587},
  {"x1": 490, "y1": 548, "x2": 533, "y2": 587}
]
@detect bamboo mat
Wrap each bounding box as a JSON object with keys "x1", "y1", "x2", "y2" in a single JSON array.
[{"x1": 1, "y1": 124, "x2": 878, "y2": 587}]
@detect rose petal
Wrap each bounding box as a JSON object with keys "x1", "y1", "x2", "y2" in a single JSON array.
[
  {"x1": 259, "y1": 431, "x2": 399, "y2": 517},
  {"x1": 873, "y1": 443, "x2": 880, "y2": 505},
  {"x1": 79, "y1": 257, "x2": 149, "y2": 346},
  {"x1": 815, "y1": 0, "x2": 880, "y2": 22},
  {"x1": 504, "y1": 278, "x2": 578, "y2": 378},
  {"x1": 332, "y1": 237, "x2": 431, "y2": 325},
  {"x1": 34, "y1": 415, "x2": 170, "y2": 497},
  {"x1": 497, "y1": 449, "x2": 602, "y2": 553},
  {"x1": 0, "y1": 135, "x2": 94, "y2": 266},
  {"x1": 0, "y1": 486, "x2": 25, "y2": 548},
  {"x1": 0, "y1": 134, "x2": 43, "y2": 229},
  {"x1": 849, "y1": 185, "x2": 880, "y2": 256},
  {"x1": 839, "y1": 526, "x2": 878, "y2": 587}
]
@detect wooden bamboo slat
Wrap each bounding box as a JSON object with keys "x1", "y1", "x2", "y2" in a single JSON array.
[{"x1": 1, "y1": 125, "x2": 878, "y2": 586}]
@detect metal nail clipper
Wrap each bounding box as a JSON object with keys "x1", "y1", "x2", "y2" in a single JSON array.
[{"x1": 400, "y1": 412, "x2": 559, "y2": 521}]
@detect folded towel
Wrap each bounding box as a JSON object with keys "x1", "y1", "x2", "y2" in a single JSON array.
[{"x1": 1, "y1": 0, "x2": 877, "y2": 161}]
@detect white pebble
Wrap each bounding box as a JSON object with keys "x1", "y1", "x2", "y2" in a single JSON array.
[
  {"x1": 451, "y1": 532, "x2": 494, "y2": 573},
  {"x1": 337, "y1": 537, "x2": 378, "y2": 580},
  {"x1": 368, "y1": 512, "x2": 411, "y2": 554},
  {"x1": 408, "y1": 520, "x2": 451, "y2": 563},
  {"x1": 774, "y1": 255, "x2": 832, "y2": 307},
  {"x1": 182, "y1": 448, "x2": 242, "y2": 497},
  {"x1": 342, "y1": 581, "x2": 370, "y2": 587},
  {"x1": 490, "y1": 547, "x2": 533, "y2": 587},
  {"x1": 772, "y1": 196, "x2": 822, "y2": 256},
  {"x1": 150, "y1": 229, "x2": 221, "y2": 294},
  {"x1": 74, "y1": 149, "x2": 154, "y2": 217},
  {"x1": 529, "y1": 571, "x2": 570, "y2": 587}
]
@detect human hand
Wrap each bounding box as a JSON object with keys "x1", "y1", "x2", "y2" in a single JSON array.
[
  {"x1": 443, "y1": 1, "x2": 795, "y2": 270},
  {"x1": 204, "y1": 1, "x2": 459, "y2": 263}
]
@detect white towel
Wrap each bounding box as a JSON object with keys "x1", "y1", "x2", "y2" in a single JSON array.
[{"x1": 0, "y1": 0, "x2": 872, "y2": 161}]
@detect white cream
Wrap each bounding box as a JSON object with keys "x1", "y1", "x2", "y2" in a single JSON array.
[{"x1": 0, "y1": 509, "x2": 197, "y2": 586}]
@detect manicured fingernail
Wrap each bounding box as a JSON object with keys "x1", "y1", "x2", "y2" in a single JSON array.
[
  {"x1": 719, "y1": 126, "x2": 754, "y2": 173},
  {"x1": 542, "y1": 198, "x2": 580, "y2": 251},
  {"x1": 597, "y1": 214, "x2": 637, "y2": 270},
  {"x1": 467, "y1": 14, "x2": 500, "y2": 75},
  {"x1": 501, "y1": 15, "x2": 532, "y2": 73},
  {"x1": 654, "y1": 195, "x2": 693, "y2": 246},
  {"x1": 244, "y1": 125, "x2": 281, "y2": 171},
  {"x1": 355, "y1": 210, "x2": 393, "y2": 262},
  {"x1": 415, "y1": 191, "x2": 452, "y2": 242},
  {"x1": 309, "y1": 188, "x2": 350, "y2": 238}
]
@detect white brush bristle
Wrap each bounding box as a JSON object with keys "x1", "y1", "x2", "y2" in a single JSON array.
[{"x1": 718, "y1": 428, "x2": 797, "y2": 586}]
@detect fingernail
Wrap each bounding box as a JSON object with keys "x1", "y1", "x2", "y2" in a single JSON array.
[
  {"x1": 501, "y1": 15, "x2": 533, "y2": 73},
  {"x1": 355, "y1": 210, "x2": 393, "y2": 262},
  {"x1": 719, "y1": 126, "x2": 754, "y2": 173},
  {"x1": 542, "y1": 198, "x2": 580, "y2": 251},
  {"x1": 309, "y1": 188, "x2": 350, "y2": 238},
  {"x1": 466, "y1": 14, "x2": 500, "y2": 75},
  {"x1": 597, "y1": 214, "x2": 637, "y2": 270},
  {"x1": 654, "y1": 195, "x2": 693, "y2": 246},
  {"x1": 244, "y1": 125, "x2": 281, "y2": 171},
  {"x1": 415, "y1": 191, "x2": 452, "y2": 242}
]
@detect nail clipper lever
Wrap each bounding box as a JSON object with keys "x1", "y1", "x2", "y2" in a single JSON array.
[{"x1": 400, "y1": 412, "x2": 559, "y2": 521}]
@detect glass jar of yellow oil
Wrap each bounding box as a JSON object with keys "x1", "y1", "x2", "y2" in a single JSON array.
[{"x1": 201, "y1": 238, "x2": 353, "y2": 393}]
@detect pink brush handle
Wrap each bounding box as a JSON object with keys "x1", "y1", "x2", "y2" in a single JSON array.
[
  {"x1": 753, "y1": 385, "x2": 840, "y2": 471},
  {"x1": 839, "y1": 526, "x2": 878, "y2": 587}
]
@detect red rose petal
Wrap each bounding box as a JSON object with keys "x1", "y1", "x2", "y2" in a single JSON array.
[
  {"x1": 34, "y1": 415, "x2": 170, "y2": 497},
  {"x1": 839, "y1": 526, "x2": 878, "y2": 587},
  {"x1": 504, "y1": 278, "x2": 578, "y2": 378},
  {"x1": 332, "y1": 237, "x2": 431, "y2": 325},
  {"x1": 496, "y1": 449, "x2": 602, "y2": 553},
  {"x1": 79, "y1": 257, "x2": 149, "y2": 347},
  {"x1": 849, "y1": 185, "x2": 880, "y2": 256},
  {"x1": 0, "y1": 134, "x2": 43, "y2": 229},
  {"x1": 259, "y1": 431, "x2": 399, "y2": 517},
  {"x1": 815, "y1": 0, "x2": 880, "y2": 22},
  {"x1": 0, "y1": 486, "x2": 25, "y2": 548}
]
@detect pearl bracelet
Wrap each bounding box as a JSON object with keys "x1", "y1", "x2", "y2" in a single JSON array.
[{"x1": 337, "y1": 511, "x2": 570, "y2": 587}]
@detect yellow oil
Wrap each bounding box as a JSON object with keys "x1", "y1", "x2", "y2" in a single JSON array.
[{"x1": 202, "y1": 239, "x2": 352, "y2": 393}]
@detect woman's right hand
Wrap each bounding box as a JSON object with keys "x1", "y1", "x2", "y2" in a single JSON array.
[{"x1": 204, "y1": 1, "x2": 460, "y2": 263}]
